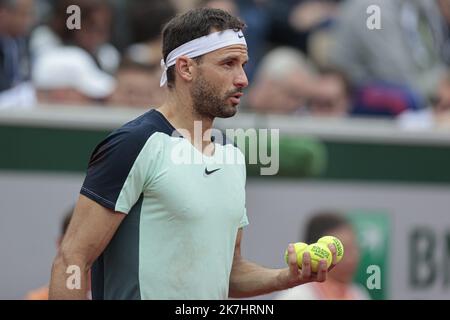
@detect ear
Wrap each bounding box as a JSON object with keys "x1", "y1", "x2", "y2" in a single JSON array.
[{"x1": 175, "y1": 56, "x2": 196, "y2": 84}]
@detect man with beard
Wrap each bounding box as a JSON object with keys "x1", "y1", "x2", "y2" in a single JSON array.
[{"x1": 49, "y1": 8, "x2": 337, "y2": 300}]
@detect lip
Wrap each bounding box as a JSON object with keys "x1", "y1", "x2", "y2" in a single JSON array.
[
  {"x1": 229, "y1": 92, "x2": 243, "y2": 105},
  {"x1": 229, "y1": 96, "x2": 240, "y2": 105}
]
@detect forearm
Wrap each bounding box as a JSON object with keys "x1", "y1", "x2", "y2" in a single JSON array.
[
  {"x1": 49, "y1": 253, "x2": 90, "y2": 300},
  {"x1": 228, "y1": 257, "x2": 292, "y2": 298}
]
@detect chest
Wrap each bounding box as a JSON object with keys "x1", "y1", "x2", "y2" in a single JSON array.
[{"x1": 144, "y1": 140, "x2": 246, "y2": 223}]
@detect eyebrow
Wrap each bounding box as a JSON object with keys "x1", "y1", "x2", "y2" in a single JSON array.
[{"x1": 219, "y1": 55, "x2": 249, "y2": 64}]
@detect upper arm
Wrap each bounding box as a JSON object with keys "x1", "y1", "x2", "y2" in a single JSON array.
[
  {"x1": 81, "y1": 126, "x2": 160, "y2": 214},
  {"x1": 59, "y1": 194, "x2": 126, "y2": 266},
  {"x1": 57, "y1": 122, "x2": 163, "y2": 268}
]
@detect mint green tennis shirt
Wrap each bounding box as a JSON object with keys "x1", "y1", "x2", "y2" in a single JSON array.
[{"x1": 81, "y1": 109, "x2": 249, "y2": 299}]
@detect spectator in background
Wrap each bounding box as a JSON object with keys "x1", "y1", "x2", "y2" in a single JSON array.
[
  {"x1": 168, "y1": 0, "x2": 199, "y2": 13},
  {"x1": 32, "y1": 46, "x2": 116, "y2": 105},
  {"x1": 330, "y1": 0, "x2": 449, "y2": 100},
  {"x1": 432, "y1": 72, "x2": 450, "y2": 127},
  {"x1": 435, "y1": 0, "x2": 450, "y2": 65},
  {"x1": 233, "y1": 0, "x2": 341, "y2": 82},
  {"x1": 350, "y1": 81, "x2": 426, "y2": 117},
  {"x1": 108, "y1": 56, "x2": 164, "y2": 108},
  {"x1": 306, "y1": 68, "x2": 352, "y2": 117},
  {"x1": 25, "y1": 206, "x2": 75, "y2": 300},
  {"x1": 0, "y1": 0, "x2": 36, "y2": 109},
  {"x1": 235, "y1": 0, "x2": 270, "y2": 81},
  {"x1": 398, "y1": 71, "x2": 450, "y2": 130},
  {"x1": 267, "y1": 0, "x2": 341, "y2": 54},
  {"x1": 246, "y1": 46, "x2": 316, "y2": 114},
  {"x1": 30, "y1": 0, "x2": 119, "y2": 74},
  {"x1": 127, "y1": 0, "x2": 175, "y2": 50},
  {"x1": 108, "y1": 0, "x2": 175, "y2": 108},
  {"x1": 33, "y1": 0, "x2": 52, "y2": 27},
  {"x1": 200, "y1": 0, "x2": 238, "y2": 14},
  {"x1": 274, "y1": 212, "x2": 370, "y2": 300}
]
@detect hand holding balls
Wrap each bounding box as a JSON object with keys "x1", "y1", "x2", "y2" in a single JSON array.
[
  {"x1": 284, "y1": 236, "x2": 344, "y2": 272},
  {"x1": 305, "y1": 243, "x2": 333, "y2": 272}
]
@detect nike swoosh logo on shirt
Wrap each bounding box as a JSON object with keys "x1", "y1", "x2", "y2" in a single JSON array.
[{"x1": 204, "y1": 168, "x2": 221, "y2": 175}]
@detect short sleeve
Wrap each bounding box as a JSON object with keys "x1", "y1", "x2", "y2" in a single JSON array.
[
  {"x1": 80, "y1": 127, "x2": 159, "y2": 213},
  {"x1": 239, "y1": 208, "x2": 249, "y2": 228}
]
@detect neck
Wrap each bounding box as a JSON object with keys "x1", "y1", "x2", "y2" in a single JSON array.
[{"x1": 158, "y1": 88, "x2": 215, "y2": 154}]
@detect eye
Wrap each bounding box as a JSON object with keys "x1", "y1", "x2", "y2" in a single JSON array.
[{"x1": 224, "y1": 60, "x2": 234, "y2": 67}]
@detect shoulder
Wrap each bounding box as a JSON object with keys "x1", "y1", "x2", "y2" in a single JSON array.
[
  {"x1": 89, "y1": 109, "x2": 174, "y2": 163},
  {"x1": 113, "y1": 109, "x2": 174, "y2": 144},
  {"x1": 82, "y1": 110, "x2": 173, "y2": 210}
]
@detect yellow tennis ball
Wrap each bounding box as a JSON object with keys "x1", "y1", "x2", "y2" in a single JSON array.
[
  {"x1": 284, "y1": 242, "x2": 308, "y2": 267},
  {"x1": 318, "y1": 236, "x2": 344, "y2": 263},
  {"x1": 305, "y1": 243, "x2": 332, "y2": 272}
]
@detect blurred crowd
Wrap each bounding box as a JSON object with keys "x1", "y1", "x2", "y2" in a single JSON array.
[{"x1": 1, "y1": 0, "x2": 450, "y2": 129}]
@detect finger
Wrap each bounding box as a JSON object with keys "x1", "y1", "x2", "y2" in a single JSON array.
[
  {"x1": 328, "y1": 243, "x2": 337, "y2": 266},
  {"x1": 316, "y1": 259, "x2": 328, "y2": 282},
  {"x1": 287, "y1": 244, "x2": 299, "y2": 277},
  {"x1": 301, "y1": 251, "x2": 311, "y2": 279},
  {"x1": 328, "y1": 263, "x2": 336, "y2": 272}
]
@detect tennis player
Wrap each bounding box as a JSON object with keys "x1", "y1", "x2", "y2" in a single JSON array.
[{"x1": 49, "y1": 7, "x2": 336, "y2": 300}]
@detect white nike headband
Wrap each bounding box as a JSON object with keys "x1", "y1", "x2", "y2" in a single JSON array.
[{"x1": 160, "y1": 29, "x2": 247, "y2": 87}]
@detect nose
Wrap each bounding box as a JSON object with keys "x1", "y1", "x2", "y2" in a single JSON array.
[{"x1": 234, "y1": 68, "x2": 249, "y2": 89}]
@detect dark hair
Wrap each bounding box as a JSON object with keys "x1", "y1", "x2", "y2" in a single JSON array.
[
  {"x1": 162, "y1": 7, "x2": 245, "y2": 88},
  {"x1": 303, "y1": 211, "x2": 350, "y2": 244}
]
